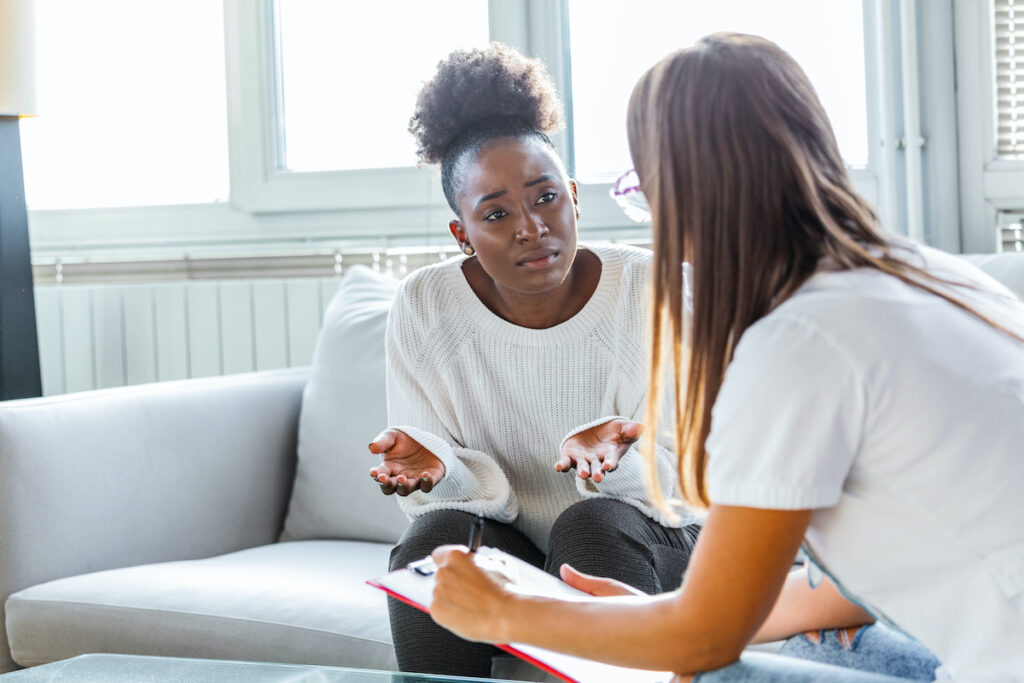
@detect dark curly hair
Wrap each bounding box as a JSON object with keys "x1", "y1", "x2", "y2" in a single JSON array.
[{"x1": 409, "y1": 43, "x2": 566, "y2": 215}]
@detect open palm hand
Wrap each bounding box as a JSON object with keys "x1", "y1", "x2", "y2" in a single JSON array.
[
  {"x1": 368, "y1": 429, "x2": 445, "y2": 496},
  {"x1": 556, "y1": 418, "x2": 643, "y2": 483}
]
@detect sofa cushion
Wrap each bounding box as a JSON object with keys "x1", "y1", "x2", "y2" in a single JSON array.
[
  {"x1": 281, "y1": 265, "x2": 410, "y2": 544},
  {"x1": 962, "y1": 252, "x2": 1024, "y2": 298},
  {"x1": 5, "y1": 541, "x2": 396, "y2": 670}
]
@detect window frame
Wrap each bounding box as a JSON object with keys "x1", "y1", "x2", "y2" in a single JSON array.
[{"x1": 224, "y1": 0, "x2": 532, "y2": 214}]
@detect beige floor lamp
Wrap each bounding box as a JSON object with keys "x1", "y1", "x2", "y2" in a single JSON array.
[{"x1": 0, "y1": 0, "x2": 41, "y2": 400}]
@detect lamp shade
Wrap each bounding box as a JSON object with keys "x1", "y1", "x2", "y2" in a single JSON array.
[{"x1": 0, "y1": 0, "x2": 36, "y2": 116}]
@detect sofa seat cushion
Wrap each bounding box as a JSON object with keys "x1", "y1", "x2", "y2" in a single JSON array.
[{"x1": 5, "y1": 540, "x2": 396, "y2": 670}]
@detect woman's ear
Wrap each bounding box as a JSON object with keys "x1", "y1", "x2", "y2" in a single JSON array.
[
  {"x1": 569, "y1": 180, "x2": 581, "y2": 220},
  {"x1": 449, "y1": 220, "x2": 475, "y2": 256},
  {"x1": 449, "y1": 219, "x2": 465, "y2": 244}
]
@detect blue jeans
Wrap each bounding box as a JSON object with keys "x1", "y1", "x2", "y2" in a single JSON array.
[{"x1": 694, "y1": 624, "x2": 940, "y2": 682}]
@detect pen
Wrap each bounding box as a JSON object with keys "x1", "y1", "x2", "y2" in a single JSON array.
[{"x1": 468, "y1": 515, "x2": 485, "y2": 553}]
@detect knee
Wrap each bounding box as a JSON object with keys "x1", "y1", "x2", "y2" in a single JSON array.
[
  {"x1": 549, "y1": 498, "x2": 639, "y2": 547},
  {"x1": 546, "y1": 499, "x2": 653, "y2": 577},
  {"x1": 390, "y1": 510, "x2": 476, "y2": 569}
]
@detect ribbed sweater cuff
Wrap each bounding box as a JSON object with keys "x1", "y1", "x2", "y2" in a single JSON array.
[{"x1": 390, "y1": 425, "x2": 518, "y2": 522}]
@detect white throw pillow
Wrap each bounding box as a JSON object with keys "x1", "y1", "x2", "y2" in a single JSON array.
[{"x1": 281, "y1": 266, "x2": 411, "y2": 544}]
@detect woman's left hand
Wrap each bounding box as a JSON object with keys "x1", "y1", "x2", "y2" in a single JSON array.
[
  {"x1": 430, "y1": 545, "x2": 516, "y2": 643},
  {"x1": 557, "y1": 418, "x2": 644, "y2": 482}
]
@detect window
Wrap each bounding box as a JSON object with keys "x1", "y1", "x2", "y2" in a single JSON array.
[
  {"x1": 275, "y1": 0, "x2": 489, "y2": 172},
  {"x1": 19, "y1": 0, "x2": 229, "y2": 210},
  {"x1": 25, "y1": 0, "x2": 933, "y2": 261},
  {"x1": 226, "y1": 0, "x2": 500, "y2": 213},
  {"x1": 567, "y1": 0, "x2": 869, "y2": 183},
  {"x1": 559, "y1": 0, "x2": 882, "y2": 241}
]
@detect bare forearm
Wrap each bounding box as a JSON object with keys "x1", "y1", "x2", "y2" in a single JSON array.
[
  {"x1": 752, "y1": 567, "x2": 874, "y2": 644},
  {"x1": 500, "y1": 591, "x2": 743, "y2": 674},
  {"x1": 496, "y1": 507, "x2": 810, "y2": 673},
  {"x1": 430, "y1": 506, "x2": 812, "y2": 676}
]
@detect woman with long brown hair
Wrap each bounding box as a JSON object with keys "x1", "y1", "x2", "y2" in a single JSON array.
[{"x1": 426, "y1": 34, "x2": 1024, "y2": 681}]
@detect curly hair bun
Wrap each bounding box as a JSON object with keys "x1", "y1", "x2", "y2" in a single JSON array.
[{"x1": 410, "y1": 43, "x2": 565, "y2": 165}]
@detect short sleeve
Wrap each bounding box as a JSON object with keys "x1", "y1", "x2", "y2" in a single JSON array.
[{"x1": 705, "y1": 315, "x2": 867, "y2": 510}]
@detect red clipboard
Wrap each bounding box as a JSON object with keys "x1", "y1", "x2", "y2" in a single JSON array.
[{"x1": 367, "y1": 547, "x2": 672, "y2": 683}]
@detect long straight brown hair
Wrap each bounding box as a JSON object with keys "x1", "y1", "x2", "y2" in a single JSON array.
[{"x1": 629, "y1": 34, "x2": 1023, "y2": 511}]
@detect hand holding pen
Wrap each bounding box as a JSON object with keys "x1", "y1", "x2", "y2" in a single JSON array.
[{"x1": 431, "y1": 516, "x2": 521, "y2": 644}]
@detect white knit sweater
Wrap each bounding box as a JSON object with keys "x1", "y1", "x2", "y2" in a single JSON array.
[{"x1": 385, "y1": 244, "x2": 684, "y2": 551}]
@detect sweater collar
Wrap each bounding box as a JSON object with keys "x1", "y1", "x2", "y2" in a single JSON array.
[{"x1": 444, "y1": 244, "x2": 625, "y2": 347}]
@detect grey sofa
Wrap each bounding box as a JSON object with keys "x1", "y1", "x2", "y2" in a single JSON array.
[
  {"x1": 0, "y1": 369, "x2": 350, "y2": 672},
  {"x1": 1, "y1": 252, "x2": 1022, "y2": 676}
]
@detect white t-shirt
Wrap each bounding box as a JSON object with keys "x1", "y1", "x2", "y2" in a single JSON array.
[{"x1": 705, "y1": 245, "x2": 1024, "y2": 682}]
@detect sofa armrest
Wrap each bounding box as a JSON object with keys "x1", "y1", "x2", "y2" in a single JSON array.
[{"x1": 0, "y1": 367, "x2": 308, "y2": 670}]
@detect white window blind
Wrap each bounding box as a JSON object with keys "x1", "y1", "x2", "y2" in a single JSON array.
[
  {"x1": 996, "y1": 0, "x2": 1023, "y2": 157},
  {"x1": 1002, "y1": 214, "x2": 1024, "y2": 252}
]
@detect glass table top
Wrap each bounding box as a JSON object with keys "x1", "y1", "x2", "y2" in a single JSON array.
[{"x1": 0, "y1": 654, "x2": 532, "y2": 683}]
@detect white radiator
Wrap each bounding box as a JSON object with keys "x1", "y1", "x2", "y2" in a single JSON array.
[{"x1": 33, "y1": 277, "x2": 341, "y2": 396}]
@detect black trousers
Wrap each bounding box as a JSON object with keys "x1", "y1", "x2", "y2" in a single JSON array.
[{"x1": 387, "y1": 498, "x2": 702, "y2": 678}]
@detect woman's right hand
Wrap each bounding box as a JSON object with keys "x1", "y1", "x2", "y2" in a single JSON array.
[{"x1": 368, "y1": 429, "x2": 446, "y2": 496}]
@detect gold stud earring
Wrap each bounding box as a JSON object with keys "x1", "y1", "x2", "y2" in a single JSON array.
[{"x1": 462, "y1": 244, "x2": 475, "y2": 256}]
